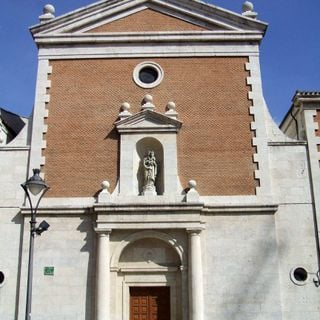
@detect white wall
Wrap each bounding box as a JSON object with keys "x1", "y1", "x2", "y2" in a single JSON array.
[
  {"x1": 0, "y1": 137, "x2": 29, "y2": 320},
  {"x1": 270, "y1": 144, "x2": 320, "y2": 320},
  {"x1": 17, "y1": 215, "x2": 95, "y2": 320},
  {"x1": 203, "y1": 214, "x2": 282, "y2": 320}
]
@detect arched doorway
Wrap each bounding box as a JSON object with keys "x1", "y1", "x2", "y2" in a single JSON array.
[{"x1": 110, "y1": 231, "x2": 187, "y2": 320}]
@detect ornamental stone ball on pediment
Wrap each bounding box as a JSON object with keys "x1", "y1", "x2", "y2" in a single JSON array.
[
  {"x1": 242, "y1": 1, "x2": 257, "y2": 19},
  {"x1": 186, "y1": 180, "x2": 200, "y2": 202},
  {"x1": 115, "y1": 95, "x2": 182, "y2": 133},
  {"x1": 97, "y1": 180, "x2": 111, "y2": 203},
  {"x1": 141, "y1": 94, "x2": 155, "y2": 111},
  {"x1": 242, "y1": 1, "x2": 254, "y2": 12},
  {"x1": 165, "y1": 101, "x2": 178, "y2": 119},
  {"x1": 39, "y1": 4, "x2": 55, "y2": 22},
  {"x1": 119, "y1": 102, "x2": 132, "y2": 120}
]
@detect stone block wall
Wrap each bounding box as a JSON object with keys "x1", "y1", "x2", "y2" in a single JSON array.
[
  {"x1": 270, "y1": 143, "x2": 320, "y2": 320},
  {"x1": 0, "y1": 145, "x2": 28, "y2": 319},
  {"x1": 203, "y1": 214, "x2": 282, "y2": 320},
  {"x1": 17, "y1": 215, "x2": 95, "y2": 320},
  {"x1": 0, "y1": 208, "x2": 23, "y2": 320}
]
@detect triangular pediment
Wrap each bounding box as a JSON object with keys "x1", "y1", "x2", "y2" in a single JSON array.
[
  {"x1": 115, "y1": 110, "x2": 182, "y2": 133},
  {"x1": 85, "y1": 8, "x2": 210, "y2": 33},
  {"x1": 30, "y1": 0, "x2": 267, "y2": 37}
]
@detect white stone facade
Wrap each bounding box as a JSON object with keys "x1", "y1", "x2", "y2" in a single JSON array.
[{"x1": 1, "y1": 1, "x2": 320, "y2": 320}]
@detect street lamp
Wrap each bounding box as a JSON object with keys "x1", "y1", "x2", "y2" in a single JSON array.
[{"x1": 21, "y1": 168, "x2": 50, "y2": 320}]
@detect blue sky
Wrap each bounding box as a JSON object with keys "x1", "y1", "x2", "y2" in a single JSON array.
[{"x1": 0, "y1": 0, "x2": 319, "y2": 123}]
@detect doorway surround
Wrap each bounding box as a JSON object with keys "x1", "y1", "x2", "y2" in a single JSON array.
[{"x1": 94, "y1": 203, "x2": 205, "y2": 320}]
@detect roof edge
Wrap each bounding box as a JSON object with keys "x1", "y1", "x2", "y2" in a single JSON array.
[{"x1": 29, "y1": 0, "x2": 268, "y2": 37}]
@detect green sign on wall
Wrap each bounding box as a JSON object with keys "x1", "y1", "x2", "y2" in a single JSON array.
[{"x1": 44, "y1": 266, "x2": 54, "y2": 276}]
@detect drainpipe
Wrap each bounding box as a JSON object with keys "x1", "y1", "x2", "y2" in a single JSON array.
[
  {"x1": 301, "y1": 103, "x2": 320, "y2": 286},
  {"x1": 305, "y1": 139, "x2": 320, "y2": 286},
  {"x1": 290, "y1": 107, "x2": 300, "y2": 140}
]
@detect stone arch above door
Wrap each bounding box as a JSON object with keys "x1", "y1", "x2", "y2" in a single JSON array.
[{"x1": 110, "y1": 230, "x2": 186, "y2": 271}]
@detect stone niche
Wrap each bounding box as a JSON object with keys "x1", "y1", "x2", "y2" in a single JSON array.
[
  {"x1": 115, "y1": 96, "x2": 182, "y2": 197},
  {"x1": 136, "y1": 137, "x2": 164, "y2": 195}
]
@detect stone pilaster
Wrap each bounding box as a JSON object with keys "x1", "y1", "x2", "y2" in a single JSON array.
[
  {"x1": 95, "y1": 229, "x2": 111, "y2": 320},
  {"x1": 187, "y1": 228, "x2": 204, "y2": 320}
]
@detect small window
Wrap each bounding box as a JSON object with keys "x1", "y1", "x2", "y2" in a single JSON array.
[
  {"x1": 133, "y1": 62, "x2": 164, "y2": 88},
  {"x1": 290, "y1": 267, "x2": 308, "y2": 285},
  {"x1": 0, "y1": 271, "x2": 5, "y2": 287},
  {"x1": 139, "y1": 67, "x2": 159, "y2": 84}
]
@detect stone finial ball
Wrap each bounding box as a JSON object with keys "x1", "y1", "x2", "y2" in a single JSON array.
[
  {"x1": 121, "y1": 102, "x2": 130, "y2": 111},
  {"x1": 43, "y1": 4, "x2": 55, "y2": 15},
  {"x1": 144, "y1": 94, "x2": 153, "y2": 103},
  {"x1": 242, "y1": 1, "x2": 254, "y2": 12},
  {"x1": 167, "y1": 101, "x2": 176, "y2": 111},
  {"x1": 188, "y1": 180, "x2": 197, "y2": 189},
  {"x1": 101, "y1": 181, "x2": 110, "y2": 190}
]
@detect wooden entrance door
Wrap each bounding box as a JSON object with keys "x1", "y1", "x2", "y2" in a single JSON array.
[{"x1": 130, "y1": 286, "x2": 170, "y2": 320}]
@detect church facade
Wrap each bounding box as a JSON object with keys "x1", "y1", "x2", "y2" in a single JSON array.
[{"x1": 1, "y1": 1, "x2": 320, "y2": 319}]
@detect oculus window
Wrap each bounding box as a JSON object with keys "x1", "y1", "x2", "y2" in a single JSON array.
[
  {"x1": 133, "y1": 62, "x2": 164, "y2": 88},
  {"x1": 290, "y1": 266, "x2": 308, "y2": 285}
]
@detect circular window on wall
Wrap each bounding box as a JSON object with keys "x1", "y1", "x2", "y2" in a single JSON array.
[
  {"x1": 290, "y1": 267, "x2": 308, "y2": 285},
  {"x1": 0, "y1": 271, "x2": 5, "y2": 287},
  {"x1": 133, "y1": 62, "x2": 164, "y2": 88}
]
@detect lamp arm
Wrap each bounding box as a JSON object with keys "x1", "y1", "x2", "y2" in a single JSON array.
[
  {"x1": 21, "y1": 184, "x2": 34, "y2": 221},
  {"x1": 21, "y1": 184, "x2": 50, "y2": 230},
  {"x1": 33, "y1": 186, "x2": 50, "y2": 216}
]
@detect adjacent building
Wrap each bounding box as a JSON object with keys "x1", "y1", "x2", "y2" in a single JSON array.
[{"x1": 1, "y1": 1, "x2": 319, "y2": 319}]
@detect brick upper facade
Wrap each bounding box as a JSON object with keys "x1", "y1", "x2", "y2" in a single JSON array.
[
  {"x1": 86, "y1": 9, "x2": 209, "y2": 33},
  {"x1": 44, "y1": 57, "x2": 256, "y2": 197}
]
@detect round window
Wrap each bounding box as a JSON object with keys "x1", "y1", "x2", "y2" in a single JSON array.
[
  {"x1": 139, "y1": 67, "x2": 159, "y2": 84},
  {"x1": 290, "y1": 267, "x2": 308, "y2": 285},
  {"x1": 133, "y1": 62, "x2": 164, "y2": 88},
  {"x1": 0, "y1": 271, "x2": 5, "y2": 287}
]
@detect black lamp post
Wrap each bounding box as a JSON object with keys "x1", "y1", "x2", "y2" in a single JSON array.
[{"x1": 21, "y1": 169, "x2": 50, "y2": 320}]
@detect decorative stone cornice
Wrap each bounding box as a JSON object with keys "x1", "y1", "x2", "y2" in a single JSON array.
[
  {"x1": 20, "y1": 201, "x2": 278, "y2": 216},
  {"x1": 94, "y1": 202, "x2": 204, "y2": 213},
  {"x1": 202, "y1": 203, "x2": 278, "y2": 214},
  {"x1": 293, "y1": 91, "x2": 320, "y2": 109},
  {"x1": 20, "y1": 206, "x2": 92, "y2": 215},
  {"x1": 115, "y1": 109, "x2": 182, "y2": 134},
  {"x1": 30, "y1": 0, "x2": 267, "y2": 37},
  {"x1": 0, "y1": 146, "x2": 30, "y2": 151},
  {"x1": 94, "y1": 227, "x2": 112, "y2": 234},
  {"x1": 268, "y1": 141, "x2": 307, "y2": 147},
  {"x1": 33, "y1": 32, "x2": 264, "y2": 46}
]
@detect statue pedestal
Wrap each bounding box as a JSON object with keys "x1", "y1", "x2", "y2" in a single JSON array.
[{"x1": 142, "y1": 186, "x2": 157, "y2": 196}]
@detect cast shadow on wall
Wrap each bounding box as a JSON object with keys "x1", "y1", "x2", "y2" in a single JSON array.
[{"x1": 77, "y1": 214, "x2": 96, "y2": 320}]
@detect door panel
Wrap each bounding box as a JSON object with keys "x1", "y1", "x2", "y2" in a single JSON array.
[{"x1": 130, "y1": 287, "x2": 170, "y2": 320}]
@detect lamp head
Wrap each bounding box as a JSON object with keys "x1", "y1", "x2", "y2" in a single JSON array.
[
  {"x1": 23, "y1": 169, "x2": 48, "y2": 196},
  {"x1": 36, "y1": 220, "x2": 50, "y2": 235}
]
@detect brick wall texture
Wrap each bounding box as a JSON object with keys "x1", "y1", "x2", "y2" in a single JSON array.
[
  {"x1": 86, "y1": 9, "x2": 208, "y2": 33},
  {"x1": 44, "y1": 57, "x2": 256, "y2": 197}
]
